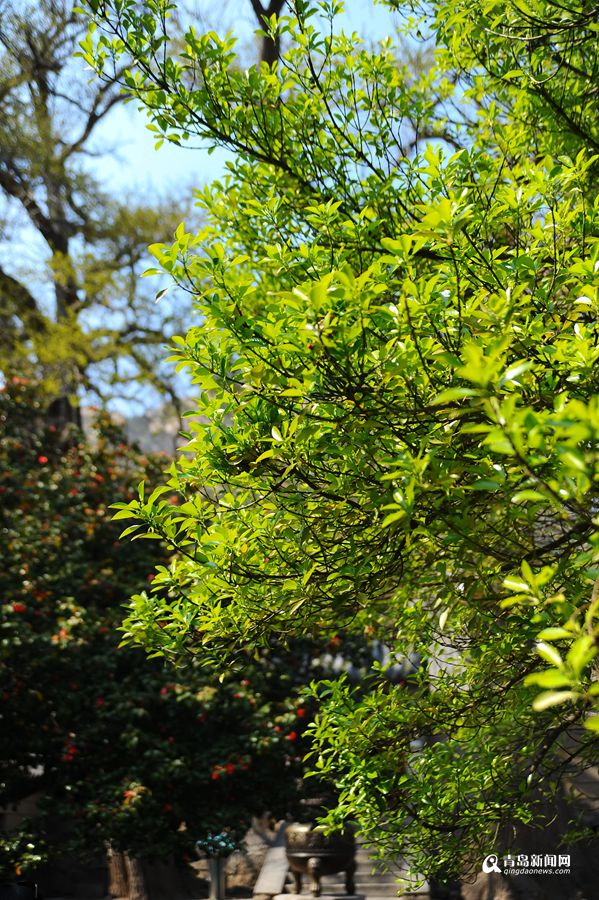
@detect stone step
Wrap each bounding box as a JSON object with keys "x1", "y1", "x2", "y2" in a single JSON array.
[
  {"x1": 320, "y1": 886, "x2": 399, "y2": 892},
  {"x1": 319, "y1": 885, "x2": 400, "y2": 894},
  {"x1": 322, "y1": 878, "x2": 399, "y2": 884},
  {"x1": 291, "y1": 880, "x2": 412, "y2": 896},
  {"x1": 352, "y1": 864, "x2": 398, "y2": 873},
  {"x1": 282, "y1": 887, "x2": 428, "y2": 897},
  {"x1": 347, "y1": 870, "x2": 399, "y2": 879}
]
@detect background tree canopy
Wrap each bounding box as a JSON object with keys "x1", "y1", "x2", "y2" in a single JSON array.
[
  {"x1": 0, "y1": 379, "x2": 320, "y2": 884},
  {"x1": 81, "y1": 0, "x2": 599, "y2": 885},
  {"x1": 0, "y1": 0, "x2": 193, "y2": 421}
]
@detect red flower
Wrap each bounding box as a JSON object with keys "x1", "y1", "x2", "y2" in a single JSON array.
[
  {"x1": 225, "y1": 762, "x2": 235, "y2": 775},
  {"x1": 63, "y1": 742, "x2": 78, "y2": 762},
  {"x1": 287, "y1": 731, "x2": 297, "y2": 742},
  {"x1": 296, "y1": 708, "x2": 306, "y2": 718},
  {"x1": 210, "y1": 771, "x2": 220, "y2": 781},
  {"x1": 167, "y1": 735, "x2": 175, "y2": 744},
  {"x1": 12, "y1": 602, "x2": 27, "y2": 613},
  {"x1": 37, "y1": 455, "x2": 49, "y2": 464},
  {"x1": 273, "y1": 725, "x2": 281, "y2": 733},
  {"x1": 95, "y1": 697, "x2": 105, "y2": 708},
  {"x1": 240, "y1": 679, "x2": 250, "y2": 687}
]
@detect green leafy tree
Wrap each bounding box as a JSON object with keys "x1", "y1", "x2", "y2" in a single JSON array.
[
  {"x1": 0, "y1": 380, "x2": 314, "y2": 888},
  {"x1": 81, "y1": 0, "x2": 599, "y2": 885}
]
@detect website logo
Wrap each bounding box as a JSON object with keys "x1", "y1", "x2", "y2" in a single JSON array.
[
  {"x1": 481, "y1": 852, "x2": 571, "y2": 876},
  {"x1": 482, "y1": 854, "x2": 501, "y2": 874}
]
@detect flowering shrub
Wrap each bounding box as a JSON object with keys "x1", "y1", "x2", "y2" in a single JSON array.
[
  {"x1": 0, "y1": 826, "x2": 47, "y2": 878},
  {"x1": 0, "y1": 381, "x2": 312, "y2": 875}
]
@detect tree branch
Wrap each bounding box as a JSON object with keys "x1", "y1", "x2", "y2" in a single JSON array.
[
  {"x1": 0, "y1": 264, "x2": 49, "y2": 336},
  {"x1": 60, "y1": 74, "x2": 127, "y2": 162},
  {"x1": 0, "y1": 164, "x2": 71, "y2": 250}
]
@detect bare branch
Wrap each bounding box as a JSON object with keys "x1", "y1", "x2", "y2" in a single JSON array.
[{"x1": 60, "y1": 72, "x2": 128, "y2": 162}]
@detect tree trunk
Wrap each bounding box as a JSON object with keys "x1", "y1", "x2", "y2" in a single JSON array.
[
  {"x1": 260, "y1": 30, "x2": 280, "y2": 67},
  {"x1": 46, "y1": 395, "x2": 82, "y2": 431},
  {"x1": 108, "y1": 847, "x2": 129, "y2": 898},
  {"x1": 125, "y1": 854, "x2": 149, "y2": 900},
  {"x1": 249, "y1": 0, "x2": 286, "y2": 64}
]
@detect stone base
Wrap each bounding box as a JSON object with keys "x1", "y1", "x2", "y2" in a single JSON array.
[{"x1": 274, "y1": 894, "x2": 365, "y2": 900}]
